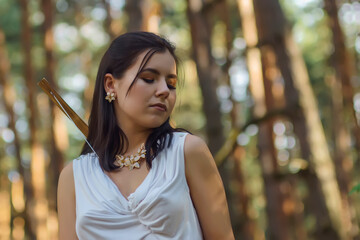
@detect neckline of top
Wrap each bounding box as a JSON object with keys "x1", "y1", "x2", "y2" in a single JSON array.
[{"x1": 92, "y1": 153, "x2": 155, "y2": 205}]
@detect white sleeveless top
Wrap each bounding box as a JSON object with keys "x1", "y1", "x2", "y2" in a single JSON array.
[{"x1": 73, "y1": 132, "x2": 203, "y2": 240}]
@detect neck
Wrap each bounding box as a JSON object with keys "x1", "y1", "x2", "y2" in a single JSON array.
[{"x1": 121, "y1": 127, "x2": 152, "y2": 154}]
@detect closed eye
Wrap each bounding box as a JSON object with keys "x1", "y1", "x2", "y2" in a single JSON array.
[
  {"x1": 142, "y1": 78, "x2": 176, "y2": 90},
  {"x1": 167, "y1": 78, "x2": 177, "y2": 90},
  {"x1": 167, "y1": 83, "x2": 176, "y2": 90},
  {"x1": 141, "y1": 78, "x2": 154, "y2": 83}
]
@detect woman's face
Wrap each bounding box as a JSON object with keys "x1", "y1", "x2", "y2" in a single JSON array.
[{"x1": 105, "y1": 50, "x2": 177, "y2": 131}]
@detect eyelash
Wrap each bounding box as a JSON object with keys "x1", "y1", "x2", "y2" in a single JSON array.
[
  {"x1": 141, "y1": 78, "x2": 176, "y2": 90},
  {"x1": 142, "y1": 78, "x2": 154, "y2": 83}
]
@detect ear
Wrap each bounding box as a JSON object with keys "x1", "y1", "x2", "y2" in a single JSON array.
[{"x1": 104, "y1": 73, "x2": 116, "y2": 93}]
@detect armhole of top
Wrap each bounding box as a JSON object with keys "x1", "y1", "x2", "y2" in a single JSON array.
[
  {"x1": 72, "y1": 158, "x2": 78, "y2": 196},
  {"x1": 181, "y1": 132, "x2": 190, "y2": 192},
  {"x1": 71, "y1": 156, "x2": 80, "y2": 236},
  {"x1": 72, "y1": 157, "x2": 82, "y2": 213}
]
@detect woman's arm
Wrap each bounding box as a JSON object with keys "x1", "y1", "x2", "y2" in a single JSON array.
[
  {"x1": 57, "y1": 162, "x2": 78, "y2": 240},
  {"x1": 184, "y1": 134, "x2": 234, "y2": 240}
]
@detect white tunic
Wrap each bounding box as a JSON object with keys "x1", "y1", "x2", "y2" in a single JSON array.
[{"x1": 73, "y1": 132, "x2": 203, "y2": 240}]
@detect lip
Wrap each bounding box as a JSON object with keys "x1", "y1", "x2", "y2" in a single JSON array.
[{"x1": 150, "y1": 103, "x2": 167, "y2": 112}]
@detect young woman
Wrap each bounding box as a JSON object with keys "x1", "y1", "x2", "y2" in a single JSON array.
[{"x1": 57, "y1": 32, "x2": 234, "y2": 240}]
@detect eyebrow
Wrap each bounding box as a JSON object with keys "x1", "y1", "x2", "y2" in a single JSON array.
[{"x1": 140, "y1": 68, "x2": 177, "y2": 79}]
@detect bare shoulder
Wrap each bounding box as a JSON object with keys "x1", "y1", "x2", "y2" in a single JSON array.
[
  {"x1": 184, "y1": 134, "x2": 211, "y2": 161},
  {"x1": 59, "y1": 161, "x2": 74, "y2": 181},
  {"x1": 184, "y1": 134, "x2": 207, "y2": 150},
  {"x1": 58, "y1": 161, "x2": 75, "y2": 193},
  {"x1": 184, "y1": 134, "x2": 217, "y2": 177}
]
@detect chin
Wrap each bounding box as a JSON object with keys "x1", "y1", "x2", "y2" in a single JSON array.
[
  {"x1": 150, "y1": 122, "x2": 167, "y2": 129},
  {"x1": 144, "y1": 119, "x2": 168, "y2": 129}
]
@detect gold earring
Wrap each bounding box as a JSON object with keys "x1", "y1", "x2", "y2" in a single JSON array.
[{"x1": 105, "y1": 92, "x2": 116, "y2": 103}]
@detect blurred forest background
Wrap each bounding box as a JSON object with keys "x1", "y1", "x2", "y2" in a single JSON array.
[{"x1": 0, "y1": 0, "x2": 360, "y2": 239}]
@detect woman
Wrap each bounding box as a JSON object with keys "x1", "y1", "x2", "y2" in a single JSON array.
[{"x1": 58, "y1": 32, "x2": 234, "y2": 240}]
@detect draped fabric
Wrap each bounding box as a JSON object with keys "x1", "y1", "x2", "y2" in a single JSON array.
[{"x1": 73, "y1": 132, "x2": 203, "y2": 240}]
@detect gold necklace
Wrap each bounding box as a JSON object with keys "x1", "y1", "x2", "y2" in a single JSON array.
[{"x1": 115, "y1": 143, "x2": 146, "y2": 170}]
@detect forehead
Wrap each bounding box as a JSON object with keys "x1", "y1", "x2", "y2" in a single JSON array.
[{"x1": 135, "y1": 50, "x2": 177, "y2": 73}]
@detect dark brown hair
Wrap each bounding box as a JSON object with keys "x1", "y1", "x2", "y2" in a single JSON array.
[{"x1": 81, "y1": 32, "x2": 185, "y2": 171}]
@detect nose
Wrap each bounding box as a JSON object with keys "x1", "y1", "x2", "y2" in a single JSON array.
[{"x1": 155, "y1": 78, "x2": 170, "y2": 98}]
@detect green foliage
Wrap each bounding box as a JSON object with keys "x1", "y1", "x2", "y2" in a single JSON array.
[{"x1": 349, "y1": 183, "x2": 360, "y2": 195}]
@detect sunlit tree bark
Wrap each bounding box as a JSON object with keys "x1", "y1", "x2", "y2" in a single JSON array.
[
  {"x1": 0, "y1": 27, "x2": 35, "y2": 238},
  {"x1": 0, "y1": 31, "x2": 17, "y2": 240},
  {"x1": 124, "y1": 0, "x2": 156, "y2": 32},
  {"x1": 253, "y1": 1, "x2": 341, "y2": 236},
  {"x1": 186, "y1": 0, "x2": 224, "y2": 154},
  {"x1": 41, "y1": 0, "x2": 67, "y2": 215},
  {"x1": 232, "y1": 146, "x2": 257, "y2": 240},
  {"x1": 0, "y1": 175, "x2": 10, "y2": 240},
  {"x1": 262, "y1": 47, "x2": 295, "y2": 240},
  {"x1": 324, "y1": 0, "x2": 360, "y2": 154},
  {"x1": 125, "y1": 0, "x2": 145, "y2": 31},
  {"x1": 250, "y1": 0, "x2": 345, "y2": 238},
  {"x1": 261, "y1": 45, "x2": 308, "y2": 240},
  {"x1": 323, "y1": 1, "x2": 360, "y2": 238},
  {"x1": 237, "y1": 0, "x2": 345, "y2": 238},
  {"x1": 101, "y1": 0, "x2": 117, "y2": 40},
  {"x1": 328, "y1": 74, "x2": 359, "y2": 239},
  {"x1": 18, "y1": 0, "x2": 46, "y2": 238},
  {"x1": 217, "y1": 1, "x2": 257, "y2": 238},
  {"x1": 237, "y1": 0, "x2": 266, "y2": 119},
  {"x1": 40, "y1": 0, "x2": 67, "y2": 239},
  {"x1": 11, "y1": 177, "x2": 26, "y2": 240},
  {"x1": 285, "y1": 32, "x2": 342, "y2": 240},
  {"x1": 259, "y1": 123, "x2": 293, "y2": 240},
  {"x1": 237, "y1": 2, "x2": 292, "y2": 239},
  {"x1": 218, "y1": 0, "x2": 239, "y2": 129},
  {"x1": 275, "y1": 32, "x2": 340, "y2": 238},
  {"x1": 72, "y1": 1, "x2": 97, "y2": 122},
  {"x1": 186, "y1": 3, "x2": 238, "y2": 237},
  {"x1": 143, "y1": 1, "x2": 160, "y2": 33}
]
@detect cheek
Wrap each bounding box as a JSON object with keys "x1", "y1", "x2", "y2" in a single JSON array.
[{"x1": 169, "y1": 93, "x2": 176, "y2": 111}]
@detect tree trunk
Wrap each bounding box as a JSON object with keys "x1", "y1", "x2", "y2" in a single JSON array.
[
  {"x1": 101, "y1": 0, "x2": 115, "y2": 39},
  {"x1": 237, "y1": 0, "x2": 266, "y2": 118},
  {"x1": 101, "y1": 0, "x2": 117, "y2": 40},
  {"x1": 41, "y1": 0, "x2": 67, "y2": 214},
  {"x1": 237, "y1": 1, "x2": 292, "y2": 238},
  {"x1": 238, "y1": 0, "x2": 344, "y2": 238},
  {"x1": 253, "y1": 0, "x2": 345, "y2": 238},
  {"x1": 186, "y1": 0, "x2": 224, "y2": 154},
  {"x1": 258, "y1": 121, "x2": 291, "y2": 240},
  {"x1": 0, "y1": 30, "x2": 23, "y2": 203},
  {"x1": 273, "y1": 34, "x2": 340, "y2": 238},
  {"x1": 186, "y1": 3, "x2": 233, "y2": 237},
  {"x1": 286, "y1": 177, "x2": 308, "y2": 240},
  {"x1": 323, "y1": 1, "x2": 360, "y2": 238},
  {"x1": 0, "y1": 27, "x2": 36, "y2": 239},
  {"x1": 219, "y1": 1, "x2": 256, "y2": 238},
  {"x1": 232, "y1": 146, "x2": 257, "y2": 240},
  {"x1": 0, "y1": 175, "x2": 11, "y2": 240},
  {"x1": 275, "y1": 34, "x2": 340, "y2": 239},
  {"x1": 19, "y1": 0, "x2": 47, "y2": 238},
  {"x1": 286, "y1": 29, "x2": 344, "y2": 240},
  {"x1": 329, "y1": 74, "x2": 359, "y2": 239},
  {"x1": 323, "y1": 0, "x2": 360, "y2": 158},
  {"x1": 124, "y1": 0, "x2": 155, "y2": 32},
  {"x1": 125, "y1": 0, "x2": 145, "y2": 31},
  {"x1": 11, "y1": 177, "x2": 26, "y2": 240},
  {"x1": 261, "y1": 44, "x2": 308, "y2": 240}
]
